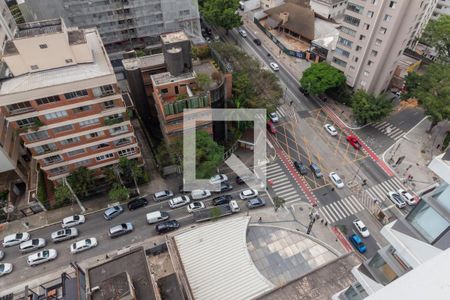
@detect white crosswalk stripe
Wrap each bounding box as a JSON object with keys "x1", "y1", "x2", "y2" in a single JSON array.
[
  {"x1": 318, "y1": 177, "x2": 408, "y2": 223},
  {"x1": 371, "y1": 121, "x2": 405, "y2": 140},
  {"x1": 260, "y1": 162, "x2": 303, "y2": 204}
]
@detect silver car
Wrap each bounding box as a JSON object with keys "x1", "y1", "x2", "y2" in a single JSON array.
[
  {"x1": 153, "y1": 190, "x2": 174, "y2": 202},
  {"x1": 388, "y1": 191, "x2": 406, "y2": 209},
  {"x1": 0, "y1": 263, "x2": 13, "y2": 276},
  {"x1": 103, "y1": 205, "x2": 124, "y2": 220},
  {"x1": 27, "y1": 249, "x2": 57, "y2": 266},
  {"x1": 109, "y1": 223, "x2": 134, "y2": 238},
  {"x1": 19, "y1": 238, "x2": 46, "y2": 253},
  {"x1": 2, "y1": 232, "x2": 30, "y2": 247},
  {"x1": 51, "y1": 228, "x2": 79, "y2": 243}
]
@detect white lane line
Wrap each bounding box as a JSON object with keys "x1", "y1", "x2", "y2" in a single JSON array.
[
  {"x1": 320, "y1": 208, "x2": 333, "y2": 224},
  {"x1": 330, "y1": 202, "x2": 345, "y2": 219},
  {"x1": 321, "y1": 207, "x2": 335, "y2": 223},
  {"x1": 373, "y1": 121, "x2": 387, "y2": 129},
  {"x1": 276, "y1": 190, "x2": 298, "y2": 198},
  {"x1": 340, "y1": 198, "x2": 357, "y2": 214},
  {"x1": 272, "y1": 177, "x2": 289, "y2": 184},
  {"x1": 283, "y1": 194, "x2": 300, "y2": 201},
  {"x1": 273, "y1": 185, "x2": 295, "y2": 193},
  {"x1": 272, "y1": 181, "x2": 292, "y2": 189},
  {"x1": 384, "y1": 180, "x2": 401, "y2": 192},
  {"x1": 325, "y1": 205, "x2": 339, "y2": 222},
  {"x1": 266, "y1": 170, "x2": 285, "y2": 177},
  {"x1": 391, "y1": 176, "x2": 405, "y2": 188},
  {"x1": 343, "y1": 197, "x2": 360, "y2": 213},
  {"x1": 349, "y1": 195, "x2": 365, "y2": 210},
  {"x1": 335, "y1": 201, "x2": 350, "y2": 217}
]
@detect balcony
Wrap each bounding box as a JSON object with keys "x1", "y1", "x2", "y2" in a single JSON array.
[{"x1": 7, "y1": 107, "x2": 35, "y2": 116}]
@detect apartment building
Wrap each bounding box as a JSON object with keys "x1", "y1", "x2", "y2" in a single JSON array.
[
  {"x1": 331, "y1": 0, "x2": 437, "y2": 95},
  {"x1": 0, "y1": 19, "x2": 141, "y2": 182},
  {"x1": 310, "y1": 0, "x2": 348, "y2": 19},
  {"x1": 333, "y1": 150, "x2": 450, "y2": 300},
  {"x1": 431, "y1": 0, "x2": 450, "y2": 19},
  {"x1": 0, "y1": 0, "x2": 16, "y2": 51}
]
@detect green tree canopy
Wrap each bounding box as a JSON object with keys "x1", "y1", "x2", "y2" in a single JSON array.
[
  {"x1": 108, "y1": 184, "x2": 129, "y2": 203},
  {"x1": 300, "y1": 62, "x2": 346, "y2": 95},
  {"x1": 351, "y1": 90, "x2": 393, "y2": 125},
  {"x1": 273, "y1": 196, "x2": 286, "y2": 212},
  {"x1": 196, "y1": 73, "x2": 212, "y2": 91},
  {"x1": 67, "y1": 167, "x2": 95, "y2": 198},
  {"x1": 420, "y1": 15, "x2": 450, "y2": 63},
  {"x1": 54, "y1": 185, "x2": 72, "y2": 203},
  {"x1": 201, "y1": 0, "x2": 241, "y2": 33},
  {"x1": 195, "y1": 131, "x2": 224, "y2": 178}
]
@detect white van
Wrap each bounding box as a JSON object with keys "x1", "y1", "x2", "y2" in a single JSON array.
[
  {"x1": 229, "y1": 200, "x2": 240, "y2": 213},
  {"x1": 191, "y1": 189, "x2": 211, "y2": 200},
  {"x1": 146, "y1": 211, "x2": 170, "y2": 224}
]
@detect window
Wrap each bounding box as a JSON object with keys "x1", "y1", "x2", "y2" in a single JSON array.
[
  {"x1": 86, "y1": 131, "x2": 104, "y2": 139},
  {"x1": 161, "y1": 88, "x2": 169, "y2": 94},
  {"x1": 34, "y1": 143, "x2": 57, "y2": 155},
  {"x1": 7, "y1": 101, "x2": 33, "y2": 114},
  {"x1": 92, "y1": 85, "x2": 114, "y2": 97},
  {"x1": 104, "y1": 100, "x2": 115, "y2": 109},
  {"x1": 175, "y1": 86, "x2": 179, "y2": 94},
  {"x1": 44, "y1": 154, "x2": 63, "y2": 164},
  {"x1": 91, "y1": 143, "x2": 109, "y2": 150},
  {"x1": 67, "y1": 148, "x2": 85, "y2": 157},
  {"x1": 367, "y1": 11, "x2": 374, "y2": 18},
  {"x1": 36, "y1": 95, "x2": 60, "y2": 105},
  {"x1": 73, "y1": 105, "x2": 91, "y2": 113},
  {"x1": 39, "y1": 44, "x2": 48, "y2": 49},
  {"x1": 49, "y1": 166, "x2": 68, "y2": 175},
  {"x1": 114, "y1": 137, "x2": 132, "y2": 146},
  {"x1": 118, "y1": 147, "x2": 136, "y2": 157},
  {"x1": 371, "y1": 0, "x2": 377, "y2": 4},
  {"x1": 53, "y1": 124, "x2": 73, "y2": 133},
  {"x1": 363, "y1": 70, "x2": 370, "y2": 77},
  {"x1": 109, "y1": 126, "x2": 128, "y2": 136},
  {"x1": 75, "y1": 159, "x2": 91, "y2": 167},
  {"x1": 26, "y1": 131, "x2": 49, "y2": 142},
  {"x1": 379, "y1": 27, "x2": 387, "y2": 34},
  {"x1": 338, "y1": 36, "x2": 353, "y2": 48},
  {"x1": 64, "y1": 89, "x2": 88, "y2": 100},
  {"x1": 17, "y1": 117, "x2": 40, "y2": 128},
  {"x1": 96, "y1": 153, "x2": 114, "y2": 161},
  {"x1": 343, "y1": 14, "x2": 361, "y2": 27},
  {"x1": 45, "y1": 110, "x2": 68, "y2": 120},
  {"x1": 335, "y1": 47, "x2": 351, "y2": 57},
  {"x1": 364, "y1": 23, "x2": 370, "y2": 30},
  {"x1": 340, "y1": 26, "x2": 356, "y2": 36},
  {"x1": 360, "y1": 80, "x2": 367, "y2": 87},
  {"x1": 105, "y1": 114, "x2": 122, "y2": 121},
  {"x1": 384, "y1": 14, "x2": 392, "y2": 22},
  {"x1": 355, "y1": 46, "x2": 362, "y2": 52},
  {"x1": 60, "y1": 137, "x2": 80, "y2": 145},
  {"x1": 31, "y1": 65, "x2": 39, "y2": 70},
  {"x1": 79, "y1": 118, "x2": 99, "y2": 127},
  {"x1": 346, "y1": 2, "x2": 364, "y2": 14},
  {"x1": 332, "y1": 57, "x2": 347, "y2": 67},
  {"x1": 371, "y1": 50, "x2": 378, "y2": 57},
  {"x1": 65, "y1": 59, "x2": 73, "y2": 63},
  {"x1": 179, "y1": 9, "x2": 190, "y2": 17},
  {"x1": 368, "y1": 60, "x2": 374, "y2": 66},
  {"x1": 389, "y1": 1, "x2": 397, "y2": 8},
  {"x1": 359, "y1": 34, "x2": 366, "y2": 40},
  {"x1": 354, "y1": 57, "x2": 359, "y2": 62},
  {"x1": 375, "y1": 38, "x2": 382, "y2": 46}
]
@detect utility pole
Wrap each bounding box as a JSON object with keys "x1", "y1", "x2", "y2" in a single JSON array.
[
  {"x1": 307, "y1": 206, "x2": 318, "y2": 235},
  {"x1": 63, "y1": 177, "x2": 86, "y2": 213}
]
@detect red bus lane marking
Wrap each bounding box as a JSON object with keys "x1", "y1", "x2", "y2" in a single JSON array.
[{"x1": 331, "y1": 226, "x2": 353, "y2": 253}]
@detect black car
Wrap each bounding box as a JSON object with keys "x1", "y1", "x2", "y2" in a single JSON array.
[
  {"x1": 214, "y1": 182, "x2": 233, "y2": 193},
  {"x1": 212, "y1": 195, "x2": 233, "y2": 206},
  {"x1": 298, "y1": 86, "x2": 309, "y2": 96},
  {"x1": 253, "y1": 38, "x2": 261, "y2": 46},
  {"x1": 127, "y1": 197, "x2": 148, "y2": 211},
  {"x1": 155, "y1": 220, "x2": 180, "y2": 234},
  {"x1": 293, "y1": 161, "x2": 308, "y2": 175}
]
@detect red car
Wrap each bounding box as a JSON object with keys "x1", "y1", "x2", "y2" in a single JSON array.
[
  {"x1": 346, "y1": 135, "x2": 361, "y2": 150},
  {"x1": 267, "y1": 121, "x2": 277, "y2": 134}
]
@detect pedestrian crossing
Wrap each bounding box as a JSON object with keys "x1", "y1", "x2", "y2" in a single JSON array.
[
  {"x1": 371, "y1": 121, "x2": 405, "y2": 140},
  {"x1": 260, "y1": 162, "x2": 302, "y2": 203},
  {"x1": 275, "y1": 105, "x2": 295, "y2": 120},
  {"x1": 319, "y1": 176, "x2": 407, "y2": 224}
]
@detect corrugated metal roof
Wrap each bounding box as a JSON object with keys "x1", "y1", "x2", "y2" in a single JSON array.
[{"x1": 174, "y1": 217, "x2": 274, "y2": 300}]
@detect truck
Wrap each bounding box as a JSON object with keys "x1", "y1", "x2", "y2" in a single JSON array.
[{"x1": 192, "y1": 204, "x2": 234, "y2": 222}]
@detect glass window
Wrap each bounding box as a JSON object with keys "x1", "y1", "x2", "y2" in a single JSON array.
[
  {"x1": 380, "y1": 27, "x2": 387, "y2": 34},
  {"x1": 67, "y1": 148, "x2": 85, "y2": 156},
  {"x1": 375, "y1": 38, "x2": 382, "y2": 46},
  {"x1": 118, "y1": 148, "x2": 136, "y2": 157},
  {"x1": 340, "y1": 26, "x2": 357, "y2": 36},
  {"x1": 96, "y1": 153, "x2": 114, "y2": 161},
  {"x1": 73, "y1": 105, "x2": 91, "y2": 113},
  {"x1": 79, "y1": 118, "x2": 99, "y2": 127},
  {"x1": 335, "y1": 47, "x2": 351, "y2": 57},
  {"x1": 49, "y1": 166, "x2": 68, "y2": 175},
  {"x1": 407, "y1": 200, "x2": 450, "y2": 242},
  {"x1": 92, "y1": 85, "x2": 114, "y2": 97},
  {"x1": 384, "y1": 14, "x2": 392, "y2": 22},
  {"x1": 371, "y1": 50, "x2": 378, "y2": 56},
  {"x1": 104, "y1": 100, "x2": 115, "y2": 109},
  {"x1": 343, "y1": 14, "x2": 361, "y2": 27},
  {"x1": 109, "y1": 126, "x2": 128, "y2": 136},
  {"x1": 7, "y1": 101, "x2": 32, "y2": 113},
  {"x1": 53, "y1": 124, "x2": 73, "y2": 133},
  {"x1": 338, "y1": 36, "x2": 353, "y2": 48},
  {"x1": 16, "y1": 117, "x2": 40, "y2": 128},
  {"x1": 91, "y1": 143, "x2": 110, "y2": 151},
  {"x1": 36, "y1": 96, "x2": 60, "y2": 105},
  {"x1": 26, "y1": 131, "x2": 49, "y2": 142},
  {"x1": 64, "y1": 89, "x2": 88, "y2": 100},
  {"x1": 75, "y1": 159, "x2": 91, "y2": 167},
  {"x1": 114, "y1": 137, "x2": 132, "y2": 147},
  {"x1": 367, "y1": 10, "x2": 374, "y2": 18},
  {"x1": 389, "y1": 1, "x2": 397, "y2": 8},
  {"x1": 346, "y1": 2, "x2": 364, "y2": 14},
  {"x1": 86, "y1": 131, "x2": 104, "y2": 139},
  {"x1": 332, "y1": 57, "x2": 347, "y2": 67},
  {"x1": 34, "y1": 143, "x2": 57, "y2": 155},
  {"x1": 45, "y1": 110, "x2": 68, "y2": 120},
  {"x1": 60, "y1": 137, "x2": 81, "y2": 145},
  {"x1": 43, "y1": 154, "x2": 63, "y2": 164}
]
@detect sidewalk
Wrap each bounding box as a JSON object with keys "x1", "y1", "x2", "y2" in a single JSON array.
[{"x1": 383, "y1": 117, "x2": 447, "y2": 193}]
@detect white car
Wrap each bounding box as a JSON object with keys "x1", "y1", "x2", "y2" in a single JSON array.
[
  {"x1": 239, "y1": 189, "x2": 258, "y2": 200},
  {"x1": 2, "y1": 232, "x2": 30, "y2": 247},
  {"x1": 27, "y1": 249, "x2": 57, "y2": 266},
  {"x1": 209, "y1": 174, "x2": 228, "y2": 185},
  {"x1": 19, "y1": 238, "x2": 46, "y2": 253},
  {"x1": 329, "y1": 172, "x2": 344, "y2": 189},
  {"x1": 397, "y1": 189, "x2": 416, "y2": 205},
  {"x1": 168, "y1": 196, "x2": 191, "y2": 209},
  {"x1": 238, "y1": 29, "x2": 247, "y2": 38},
  {"x1": 268, "y1": 112, "x2": 280, "y2": 123},
  {"x1": 191, "y1": 189, "x2": 211, "y2": 200},
  {"x1": 51, "y1": 228, "x2": 79, "y2": 243},
  {"x1": 70, "y1": 238, "x2": 98, "y2": 254},
  {"x1": 0, "y1": 263, "x2": 13, "y2": 276},
  {"x1": 153, "y1": 190, "x2": 174, "y2": 201},
  {"x1": 187, "y1": 201, "x2": 206, "y2": 213},
  {"x1": 353, "y1": 219, "x2": 370, "y2": 238},
  {"x1": 324, "y1": 124, "x2": 338, "y2": 136},
  {"x1": 388, "y1": 191, "x2": 406, "y2": 209},
  {"x1": 269, "y1": 62, "x2": 279, "y2": 71},
  {"x1": 61, "y1": 215, "x2": 85, "y2": 228}
]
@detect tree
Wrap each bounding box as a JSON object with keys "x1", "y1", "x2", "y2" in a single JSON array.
[
  {"x1": 119, "y1": 157, "x2": 143, "y2": 193},
  {"x1": 104, "y1": 166, "x2": 120, "y2": 184},
  {"x1": 201, "y1": 0, "x2": 241, "y2": 34},
  {"x1": 196, "y1": 131, "x2": 224, "y2": 178},
  {"x1": 54, "y1": 185, "x2": 72, "y2": 203},
  {"x1": 420, "y1": 15, "x2": 450, "y2": 63},
  {"x1": 196, "y1": 73, "x2": 212, "y2": 90},
  {"x1": 300, "y1": 62, "x2": 346, "y2": 95},
  {"x1": 108, "y1": 184, "x2": 129, "y2": 203},
  {"x1": 401, "y1": 71, "x2": 421, "y2": 100},
  {"x1": 67, "y1": 167, "x2": 95, "y2": 198},
  {"x1": 273, "y1": 197, "x2": 286, "y2": 212},
  {"x1": 351, "y1": 90, "x2": 393, "y2": 125}
]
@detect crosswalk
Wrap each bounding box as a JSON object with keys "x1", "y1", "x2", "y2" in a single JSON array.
[
  {"x1": 260, "y1": 162, "x2": 302, "y2": 203},
  {"x1": 371, "y1": 121, "x2": 404, "y2": 140},
  {"x1": 275, "y1": 105, "x2": 295, "y2": 120},
  {"x1": 319, "y1": 176, "x2": 407, "y2": 224}
]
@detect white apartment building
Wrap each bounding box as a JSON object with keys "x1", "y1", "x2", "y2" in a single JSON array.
[
  {"x1": 0, "y1": 0, "x2": 16, "y2": 52},
  {"x1": 431, "y1": 0, "x2": 450, "y2": 19},
  {"x1": 331, "y1": 0, "x2": 437, "y2": 95},
  {"x1": 0, "y1": 19, "x2": 141, "y2": 182},
  {"x1": 310, "y1": 0, "x2": 348, "y2": 19}
]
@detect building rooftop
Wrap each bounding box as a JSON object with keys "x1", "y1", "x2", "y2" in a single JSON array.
[
  {"x1": 92, "y1": 272, "x2": 134, "y2": 300},
  {"x1": 87, "y1": 247, "x2": 155, "y2": 300},
  {"x1": 15, "y1": 19, "x2": 63, "y2": 38},
  {"x1": 151, "y1": 71, "x2": 195, "y2": 86},
  {"x1": 122, "y1": 53, "x2": 165, "y2": 71},
  {"x1": 160, "y1": 31, "x2": 190, "y2": 44},
  {"x1": 312, "y1": 18, "x2": 339, "y2": 50}
]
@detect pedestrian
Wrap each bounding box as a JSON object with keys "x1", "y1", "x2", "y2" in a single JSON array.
[
  {"x1": 437, "y1": 144, "x2": 440, "y2": 149},
  {"x1": 290, "y1": 100, "x2": 293, "y2": 106},
  {"x1": 258, "y1": 217, "x2": 262, "y2": 223}
]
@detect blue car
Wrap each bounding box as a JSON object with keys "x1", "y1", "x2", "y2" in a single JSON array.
[{"x1": 349, "y1": 234, "x2": 367, "y2": 253}]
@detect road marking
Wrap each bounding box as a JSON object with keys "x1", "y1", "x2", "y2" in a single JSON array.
[
  {"x1": 349, "y1": 195, "x2": 365, "y2": 210},
  {"x1": 341, "y1": 198, "x2": 358, "y2": 214},
  {"x1": 273, "y1": 185, "x2": 295, "y2": 193},
  {"x1": 283, "y1": 194, "x2": 300, "y2": 201},
  {"x1": 277, "y1": 190, "x2": 298, "y2": 198}
]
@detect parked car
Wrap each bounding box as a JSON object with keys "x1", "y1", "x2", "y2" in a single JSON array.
[
  {"x1": 324, "y1": 124, "x2": 338, "y2": 136},
  {"x1": 218, "y1": 182, "x2": 233, "y2": 193},
  {"x1": 70, "y1": 238, "x2": 98, "y2": 254},
  {"x1": 187, "y1": 201, "x2": 206, "y2": 213},
  {"x1": 239, "y1": 189, "x2": 258, "y2": 200},
  {"x1": 268, "y1": 112, "x2": 279, "y2": 123},
  {"x1": 294, "y1": 160, "x2": 308, "y2": 175},
  {"x1": 153, "y1": 190, "x2": 174, "y2": 201},
  {"x1": 253, "y1": 38, "x2": 261, "y2": 45},
  {"x1": 155, "y1": 220, "x2": 180, "y2": 234},
  {"x1": 247, "y1": 197, "x2": 266, "y2": 209},
  {"x1": 146, "y1": 211, "x2": 170, "y2": 224},
  {"x1": 349, "y1": 234, "x2": 366, "y2": 253},
  {"x1": 62, "y1": 215, "x2": 85, "y2": 229},
  {"x1": 27, "y1": 249, "x2": 57, "y2": 266},
  {"x1": 269, "y1": 62, "x2": 279, "y2": 71},
  {"x1": 127, "y1": 197, "x2": 148, "y2": 211},
  {"x1": 0, "y1": 263, "x2": 12, "y2": 276},
  {"x1": 309, "y1": 163, "x2": 323, "y2": 178},
  {"x1": 109, "y1": 223, "x2": 134, "y2": 238},
  {"x1": 298, "y1": 86, "x2": 309, "y2": 96},
  {"x1": 329, "y1": 172, "x2": 344, "y2": 189},
  {"x1": 353, "y1": 219, "x2": 370, "y2": 238},
  {"x1": 229, "y1": 200, "x2": 241, "y2": 212},
  {"x1": 397, "y1": 189, "x2": 416, "y2": 205},
  {"x1": 51, "y1": 228, "x2": 78, "y2": 243},
  {"x1": 209, "y1": 174, "x2": 228, "y2": 185},
  {"x1": 238, "y1": 28, "x2": 247, "y2": 37},
  {"x1": 19, "y1": 238, "x2": 46, "y2": 253},
  {"x1": 267, "y1": 121, "x2": 277, "y2": 134},
  {"x1": 103, "y1": 205, "x2": 124, "y2": 220},
  {"x1": 346, "y1": 135, "x2": 361, "y2": 150},
  {"x1": 191, "y1": 189, "x2": 211, "y2": 200},
  {"x1": 212, "y1": 195, "x2": 233, "y2": 206},
  {"x1": 168, "y1": 196, "x2": 191, "y2": 209},
  {"x1": 388, "y1": 191, "x2": 406, "y2": 209},
  {"x1": 2, "y1": 232, "x2": 30, "y2": 247},
  {"x1": 0, "y1": 250, "x2": 3, "y2": 260}
]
